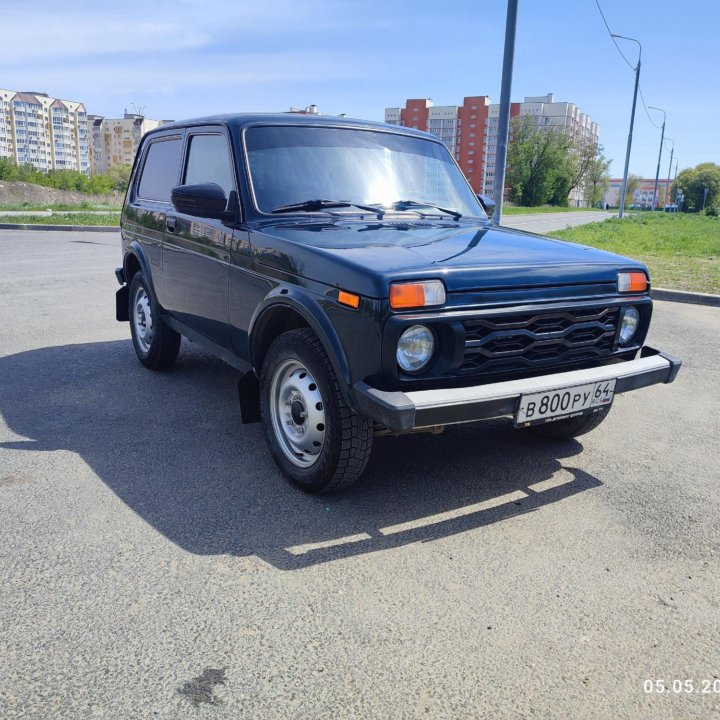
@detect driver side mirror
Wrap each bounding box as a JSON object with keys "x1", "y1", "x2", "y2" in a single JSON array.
[
  {"x1": 171, "y1": 182, "x2": 231, "y2": 220},
  {"x1": 477, "y1": 194, "x2": 496, "y2": 218}
]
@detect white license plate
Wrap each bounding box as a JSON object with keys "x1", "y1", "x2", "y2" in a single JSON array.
[{"x1": 515, "y1": 379, "x2": 616, "y2": 427}]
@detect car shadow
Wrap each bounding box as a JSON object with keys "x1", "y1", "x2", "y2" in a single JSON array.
[{"x1": 0, "y1": 341, "x2": 602, "y2": 570}]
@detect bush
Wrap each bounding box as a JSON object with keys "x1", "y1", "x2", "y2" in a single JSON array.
[{"x1": 705, "y1": 206, "x2": 718, "y2": 217}]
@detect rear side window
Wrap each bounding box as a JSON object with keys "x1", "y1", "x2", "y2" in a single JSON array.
[
  {"x1": 184, "y1": 134, "x2": 235, "y2": 198},
  {"x1": 137, "y1": 137, "x2": 183, "y2": 202}
]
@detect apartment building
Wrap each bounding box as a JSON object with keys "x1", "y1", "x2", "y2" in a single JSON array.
[
  {"x1": 385, "y1": 93, "x2": 599, "y2": 205},
  {"x1": 88, "y1": 113, "x2": 168, "y2": 174},
  {"x1": 0, "y1": 89, "x2": 89, "y2": 173}
]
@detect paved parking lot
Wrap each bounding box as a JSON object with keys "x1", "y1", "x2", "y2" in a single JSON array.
[{"x1": 1, "y1": 230, "x2": 718, "y2": 719}]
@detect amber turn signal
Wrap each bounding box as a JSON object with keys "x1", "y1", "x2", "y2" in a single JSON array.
[
  {"x1": 389, "y1": 280, "x2": 446, "y2": 309},
  {"x1": 618, "y1": 271, "x2": 648, "y2": 293},
  {"x1": 338, "y1": 290, "x2": 360, "y2": 308}
]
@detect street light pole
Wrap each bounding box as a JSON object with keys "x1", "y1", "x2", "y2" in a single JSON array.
[
  {"x1": 649, "y1": 105, "x2": 666, "y2": 211},
  {"x1": 702, "y1": 186, "x2": 709, "y2": 211},
  {"x1": 664, "y1": 137, "x2": 674, "y2": 209},
  {"x1": 492, "y1": 0, "x2": 519, "y2": 225},
  {"x1": 613, "y1": 35, "x2": 641, "y2": 219}
]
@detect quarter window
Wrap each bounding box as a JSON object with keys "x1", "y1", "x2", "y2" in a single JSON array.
[{"x1": 137, "y1": 137, "x2": 182, "y2": 202}]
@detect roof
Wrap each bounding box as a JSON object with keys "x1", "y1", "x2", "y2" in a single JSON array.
[{"x1": 144, "y1": 112, "x2": 434, "y2": 141}]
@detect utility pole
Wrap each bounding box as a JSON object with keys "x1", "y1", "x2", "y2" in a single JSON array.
[
  {"x1": 649, "y1": 105, "x2": 666, "y2": 211},
  {"x1": 702, "y1": 186, "x2": 709, "y2": 211},
  {"x1": 492, "y1": 0, "x2": 519, "y2": 225},
  {"x1": 613, "y1": 35, "x2": 641, "y2": 219},
  {"x1": 664, "y1": 138, "x2": 674, "y2": 210}
]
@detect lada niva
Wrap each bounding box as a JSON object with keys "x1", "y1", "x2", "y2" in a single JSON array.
[{"x1": 115, "y1": 114, "x2": 681, "y2": 492}]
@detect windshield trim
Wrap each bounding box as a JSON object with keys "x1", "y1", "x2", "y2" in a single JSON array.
[{"x1": 239, "y1": 122, "x2": 487, "y2": 221}]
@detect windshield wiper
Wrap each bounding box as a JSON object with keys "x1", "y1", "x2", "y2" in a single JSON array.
[
  {"x1": 271, "y1": 199, "x2": 384, "y2": 218},
  {"x1": 387, "y1": 200, "x2": 462, "y2": 221}
]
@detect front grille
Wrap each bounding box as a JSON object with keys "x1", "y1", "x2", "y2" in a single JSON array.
[{"x1": 458, "y1": 305, "x2": 620, "y2": 377}]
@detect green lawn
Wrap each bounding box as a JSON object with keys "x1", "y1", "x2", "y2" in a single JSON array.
[
  {"x1": 0, "y1": 202, "x2": 122, "y2": 211},
  {"x1": 551, "y1": 213, "x2": 720, "y2": 294},
  {"x1": 503, "y1": 205, "x2": 606, "y2": 216},
  {"x1": 1, "y1": 212, "x2": 120, "y2": 226}
]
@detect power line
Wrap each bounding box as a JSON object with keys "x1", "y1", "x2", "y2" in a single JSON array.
[
  {"x1": 594, "y1": 0, "x2": 637, "y2": 70},
  {"x1": 638, "y1": 86, "x2": 662, "y2": 128}
]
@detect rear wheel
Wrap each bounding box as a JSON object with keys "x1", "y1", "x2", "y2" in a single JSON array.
[
  {"x1": 530, "y1": 407, "x2": 610, "y2": 439},
  {"x1": 128, "y1": 271, "x2": 181, "y2": 370},
  {"x1": 260, "y1": 328, "x2": 373, "y2": 493}
]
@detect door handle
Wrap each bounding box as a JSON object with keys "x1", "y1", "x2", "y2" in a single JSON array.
[{"x1": 166, "y1": 216, "x2": 176, "y2": 233}]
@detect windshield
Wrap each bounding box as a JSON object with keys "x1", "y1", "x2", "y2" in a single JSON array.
[{"x1": 244, "y1": 125, "x2": 485, "y2": 219}]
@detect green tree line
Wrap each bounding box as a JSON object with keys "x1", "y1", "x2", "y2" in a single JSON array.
[
  {"x1": 674, "y1": 162, "x2": 720, "y2": 214},
  {"x1": 0, "y1": 157, "x2": 131, "y2": 195}
]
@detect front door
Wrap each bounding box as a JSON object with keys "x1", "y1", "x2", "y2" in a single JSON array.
[{"x1": 162, "y1": 130, "x2": 236, "y2": 348}]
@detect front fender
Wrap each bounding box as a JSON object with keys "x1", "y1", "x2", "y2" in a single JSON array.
[{"x1": 249, "y1": 287, "x2": 355, "y2": 404}]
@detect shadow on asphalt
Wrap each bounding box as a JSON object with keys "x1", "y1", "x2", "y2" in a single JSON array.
[{"x1": 0, "y1": 340, "x2": 602, "y2": 570}]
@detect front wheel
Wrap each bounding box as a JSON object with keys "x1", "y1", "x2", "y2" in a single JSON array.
[
  {"x1": 530, "y1": 407, "x2": 610, "y2": 439},
  {"x1": 260, "y1": 329, "x2": 373, "y2": 493}
]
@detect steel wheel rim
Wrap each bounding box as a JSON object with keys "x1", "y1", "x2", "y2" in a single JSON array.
[
  {"x1": 133, "y1": 285, "x2": 153, "y2": 353},
  {"x1": 269, "y1": 359, "x2": 326, "y2": 468}
]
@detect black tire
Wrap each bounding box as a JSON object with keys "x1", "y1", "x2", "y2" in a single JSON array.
[
  {"x1": 128, "y1": 271, "x2": 181, "y2": 370},
  {"x1": 530, "y1": 407, "x2": 610, "y2": 439},
  {"x1": 259, "y1": 328, "x2": 373, "y2": 493}
]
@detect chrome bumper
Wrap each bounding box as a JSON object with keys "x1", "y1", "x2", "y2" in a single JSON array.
[{"x1": 354, "y1": 347, "x2": 681, "y2": 432}]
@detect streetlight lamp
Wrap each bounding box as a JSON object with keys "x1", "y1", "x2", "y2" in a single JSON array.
[
  {"x1": 612, "y1": 34, "x2": 641, "y2": 219},
  {"x1": 648, "y1": 105, "x2": 666, "y2": 211},
  {"x1": 664, "y1": 137, "x2": 674, "y2": 209}
]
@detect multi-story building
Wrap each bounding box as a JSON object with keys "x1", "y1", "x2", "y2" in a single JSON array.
[
  {"x1": 87, "y1": 112, "x2": 169, "y2": 174},
  {"x1": 0, "y1": 89, "x2": 89, "y2": 173},
  {"x1": 385, "y1": 93, "x2": 599, "y2": 205},
  {"x1": 603, "y1": 178, "x2": 673, "y2": 209}
]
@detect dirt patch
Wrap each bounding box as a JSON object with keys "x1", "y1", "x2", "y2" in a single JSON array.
[{"x1": 0, "y1": 181, "x2": 122, "y2": 206}]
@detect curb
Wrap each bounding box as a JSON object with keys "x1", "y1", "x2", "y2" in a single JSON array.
[
  {"x1": 0, "y1": 223, "x2": 118, "y2": 233},
  {"x1": 651, "y1": 288, "x2": 720, "y2": 308}
]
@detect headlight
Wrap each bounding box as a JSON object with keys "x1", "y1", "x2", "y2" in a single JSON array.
[
  {"x1": 397, "y1": 324, "x2": 435, "y2": 373},
  {"x1": 619, "y1": 306, "x2": 640, "y2": 344}
]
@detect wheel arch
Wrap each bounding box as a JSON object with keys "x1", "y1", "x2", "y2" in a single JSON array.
[{"x1": 250, "y1": 294, "x2": 354, "y2": 405}]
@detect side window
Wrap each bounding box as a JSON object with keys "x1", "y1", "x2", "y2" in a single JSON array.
[
  {"x1": 184, "y1": 134, "x2": 235, "y2": 200},
  {"x1": 137, "y1": 136, "x2": 183, "y2": 202}
]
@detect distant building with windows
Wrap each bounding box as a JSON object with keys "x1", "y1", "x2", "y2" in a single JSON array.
[
  {"x1": 0, "y1": 89, "x2": 89, "y2": 173},
  {"x1": 603, "y1": 178, "x2": 673, "y2": 209},
  {"x1": 87, "y1": 112, "x2": 169, "y2": 174},
  {"x1": 385, "y1": 93, "x2": 599, "y2": 206}
]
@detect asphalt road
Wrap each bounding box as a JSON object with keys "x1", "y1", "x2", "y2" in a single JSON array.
[
  {"x1": 502, "y1": 210, "x2": 614, "y2": 233},
  {"x1": 1, "y1": 230, "x2": 718, "y2": 720}
]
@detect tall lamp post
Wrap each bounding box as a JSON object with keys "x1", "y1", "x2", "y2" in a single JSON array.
[
  {"x1": 613, "y1": 34, "x2": 641, "y2": 219},
  {"x1": 492, "y1": 0, "x2": 519, "y2": 225},
  {"x1": 649, "y1": 105, "x2": 666, "y2": 211},
  {"x1": 664, "y1": 138, "x2": 674, "y2": 209}
]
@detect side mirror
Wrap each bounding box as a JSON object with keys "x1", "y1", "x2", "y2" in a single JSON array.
[
  {"x1": 477, "y1": 194, "x2": 496, "y2": 218},
  {"x1": 171, "y1": 183, "x2": 229, "y2": 219}
]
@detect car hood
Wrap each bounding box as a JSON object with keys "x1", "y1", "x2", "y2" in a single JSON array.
[{"x1": 250, "y1": 218, "x2": 646, "y2": 297}]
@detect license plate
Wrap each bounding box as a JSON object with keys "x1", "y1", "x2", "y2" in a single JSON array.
[{"x1": 515, "y1": 379, "x2": 616, "y2": 427}]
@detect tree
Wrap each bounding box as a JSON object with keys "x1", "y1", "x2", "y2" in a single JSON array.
[
  {"x1": 106, "y1": 164, "x2": 132, "y2": 193},
  {"x1": 506, "y1": 115, "x2": 574, "y2": 206},
  {"x1": 675, "y1": 162, "x2": 720, "y2": 211},
  {"x1": 624, "y1": 174, "x2": 642, "y2": 209},
  {"x1": 584, "y1": 153, "x2": 611, "y2": 207}
]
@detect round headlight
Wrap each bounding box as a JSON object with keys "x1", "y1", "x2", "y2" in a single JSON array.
[
  {"x1": 619, "y1": 306, "x2": 640, "y2": 344},
  {"x1": 397, "y1": 324, "x2": 435, "y2": 373}
]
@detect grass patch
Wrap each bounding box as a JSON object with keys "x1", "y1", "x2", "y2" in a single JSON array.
[
  {"x1": 0, "y1": 202, "x2": 122, "y2": 211},
  {"x1": 2, "y1": 212, "x2": 120, "y2": 226},
  {"x1": 551, "y1": 213, "x2": 720, "y2": 294},
  {"x1": 503, "y1": 205, "x2": 605, "y2": 215}
]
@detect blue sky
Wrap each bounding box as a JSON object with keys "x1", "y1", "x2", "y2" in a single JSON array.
[{"x1": 2, "y1": 0, "x2": 717, "y2": 177}]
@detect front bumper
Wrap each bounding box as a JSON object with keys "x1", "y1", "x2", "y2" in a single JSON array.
[{"x1": 354, "y1": 347, "x2": 681, "y2": 433}]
